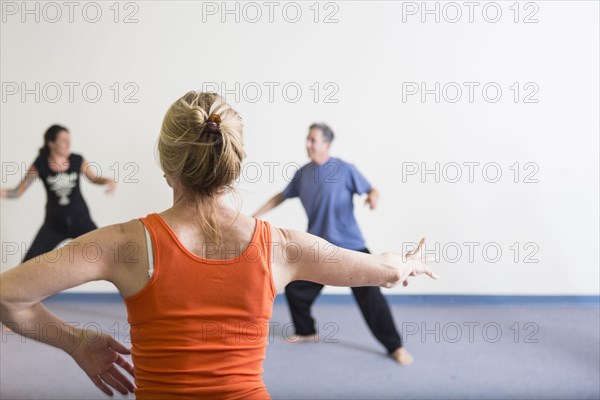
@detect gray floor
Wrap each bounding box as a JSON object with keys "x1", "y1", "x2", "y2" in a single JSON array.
[{"x1": 1, "y1": 296, "x2": 598, "y2": 399}]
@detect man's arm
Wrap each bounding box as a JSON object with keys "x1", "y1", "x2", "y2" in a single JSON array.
[
  {"x1": 346, "y1": 163, "x2": 378, "y2": 209},
  {"x1": 252, "y1": 192, "x2": 285, "y2": 218}
]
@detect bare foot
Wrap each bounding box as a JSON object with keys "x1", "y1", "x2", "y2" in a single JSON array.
[
  {"x1": 1, "y1": 325, "x2": 12, "y2": 334},
  {"x1": 391, "y1": 347, "x2": 414, "y2": 365},
  {"x1": 284, "y1": 333, "x2": 319, "y2": 344}
]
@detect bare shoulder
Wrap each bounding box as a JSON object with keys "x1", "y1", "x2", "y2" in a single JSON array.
[
  {"x1": 264, "y1": 224, "x2": 327, "y2": 292},
  {"x1": 265, "y1": 223, "x2": 294, "y2": 293},
  {"x1": 266, "y1": 224, "x2": 311, "y2": 267},
  {"x1": 117, "y1": 218, "x2": 146, "y2": 237},
  {"x1": 267, "y1": 224, "x2": 318, "y2": 248},
  {"x1": 85, "y1": 219, "x2": 143, "y2": 244},
  {"x1": 74, "y1": 219, "x2": 146, "y2": 269},
  {"x1": 108, "y1": 219, "x2": 147, "y2": 261},
  {"x1": 267, "y1": 223, "x2": 291, "y2": 246},
  {"x1": 94, "y1": 218, "x2": 149, "y2": 296}
]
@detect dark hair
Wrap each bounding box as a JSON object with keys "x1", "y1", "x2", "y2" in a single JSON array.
[
  {"x1": 309, "y1": 123, "x2": 334, "y2": 143},
  {"x1": 39, "y1": 125, "x2": 68, "y2": 157}
]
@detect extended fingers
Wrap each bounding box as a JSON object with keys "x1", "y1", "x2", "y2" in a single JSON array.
[
  {"x1": 425, "y1": 269, "x2": 440, "y2": 280},
  {"x1": 406, "y1": 237, "x2": 426, "y2": 257},
  {"x1": 114, "y1": 353, "x2": 135, "y2": 378},
  {"x1": 413, "y1": 237, "x2": 426, "y2": 255},
  {"x1": 411, "y1": 266, "x2": 440, "y2": 280},
  {"x1": 108, "y1": 364, "x2": 135, "y2": 393},
  {"x1": 90, "y1": 375, "x2": 113, "y2": 397},
  {"x1": 100, "y1": 370, "x2": 129, "y2": 396},
  {"x1": 108, "y1": 337, "x2": 131, "y2": 355}
]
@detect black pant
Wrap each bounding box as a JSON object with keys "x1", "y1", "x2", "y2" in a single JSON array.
[
  {"x1": 284, "y1": 248, "x2": 403, "y2": 353},
  {"x1": 23, "y1": 215, "x2": 97, "y2": 262}
]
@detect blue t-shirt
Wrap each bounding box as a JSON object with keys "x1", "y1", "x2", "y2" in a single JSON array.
[{"x1": 282, "y1": 157, "x2": 372, "y2": 250}]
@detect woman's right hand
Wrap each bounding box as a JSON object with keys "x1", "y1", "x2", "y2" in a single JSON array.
[
  {"x1": 381, "y1": 237, "x2": 439, "y2": 288},
  {"x1": 69, "y1": 328, "x2": 136, "y2": 396}
]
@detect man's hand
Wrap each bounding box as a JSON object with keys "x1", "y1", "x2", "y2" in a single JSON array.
[{"x1": 365, "y1": 188, "x2": 379, "y2": 210}]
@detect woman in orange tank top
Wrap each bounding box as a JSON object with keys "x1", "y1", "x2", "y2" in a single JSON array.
[{"x1": 0, "y1": 91, "x2": 439, "y2": 399}]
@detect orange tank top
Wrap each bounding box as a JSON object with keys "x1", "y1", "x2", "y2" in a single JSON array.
[{"x1": 124, "y1": 213, "x2": 277, "y2": 399}]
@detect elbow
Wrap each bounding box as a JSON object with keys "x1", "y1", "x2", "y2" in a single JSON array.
[
  {"x1": 0, "y1": 302, "x2": 12, "y2": 324},
  {"x1": 0, "y1": 278, "x2": 27, "y2": 317},
  {"x1": 0, "y1": 287, "x2": 15, "y2": 322},
  {"x1": 0, "y1": 280, "x2": 14, "y2": 310},
  {"x1": 7, "y1": 188, "x2": 22, "y2": 199},
  {"x1": 0, "y1": 274, "x2": 10, "y2": 307}
]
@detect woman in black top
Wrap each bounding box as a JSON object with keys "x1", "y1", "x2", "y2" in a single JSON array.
[{"x1": 0, "y1": 125, "x2": 116, "y2": 261}]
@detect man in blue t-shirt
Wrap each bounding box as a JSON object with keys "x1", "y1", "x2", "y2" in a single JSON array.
[{"x1": 253, "y1": 123, "x2": 413, "y2": 365}]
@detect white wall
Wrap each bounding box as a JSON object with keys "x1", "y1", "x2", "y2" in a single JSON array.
[{"x1": 1, "y1": 1, "x2": 598, "y2": 295}]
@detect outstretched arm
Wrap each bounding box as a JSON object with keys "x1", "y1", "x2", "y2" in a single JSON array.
[
  {"x1": 252, "y1": 192, "x2": 285, "y2": 218},
  {"x1": 81, "y1": 160, "x2": 117, "y2": 194},
  {"x1": 0, "y1": 163, "x2": 38, "y2": 199},
  {"x1": 270, "y1": 226, "x2": 438, "y2": 293},
  {"x1": 0, "y1": 223, "x2": 136, "y2": 396}
]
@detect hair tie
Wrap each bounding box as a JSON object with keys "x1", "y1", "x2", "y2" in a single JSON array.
[{"x1": 204, "y1": 114, "x2": 222, "y2": 136}]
